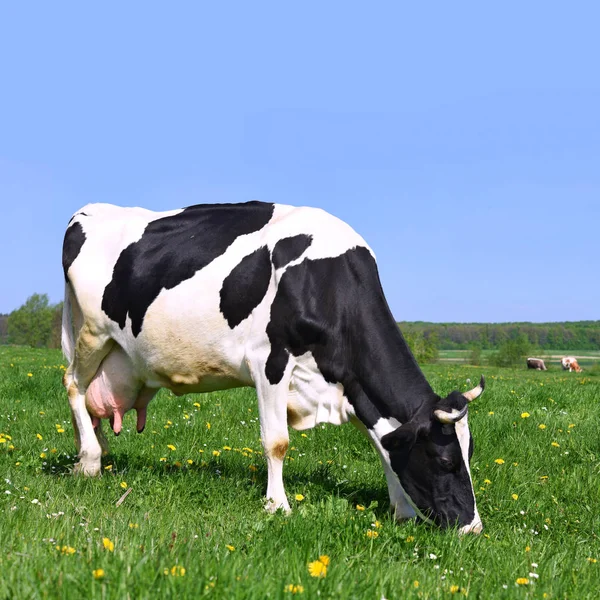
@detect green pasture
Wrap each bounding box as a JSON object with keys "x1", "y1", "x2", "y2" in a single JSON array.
[{"x1": 1, "y1": 346, "x2": 599, "y2": 599}]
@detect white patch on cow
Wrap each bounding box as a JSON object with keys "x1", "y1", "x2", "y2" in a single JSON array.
[
  {"x1": 454, "y1": 415, "x2": 483, "y2": 534},
  {"x1": 286, "y1": 352, "x2": 354, "y2": 430},
  {"x1": 364, "y1": 418, "x2": 434, "y2": 524}
]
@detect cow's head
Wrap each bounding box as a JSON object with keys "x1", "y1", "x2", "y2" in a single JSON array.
[{"x1": 381, "y1": 377, "x2": 484, "y2": 533}]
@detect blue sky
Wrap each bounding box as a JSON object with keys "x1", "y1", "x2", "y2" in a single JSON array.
[{"x1": 1, "y1": 2, "x2": 598, "y2": 321}]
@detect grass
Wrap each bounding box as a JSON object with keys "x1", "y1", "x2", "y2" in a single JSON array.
[{"x1": 1, "y1": 346, "x2": 600, "y2": 599}]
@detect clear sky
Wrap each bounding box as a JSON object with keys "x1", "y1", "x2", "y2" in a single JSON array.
[{"x1": 1, "y1": 2, "x2": 598, "y2": 321}]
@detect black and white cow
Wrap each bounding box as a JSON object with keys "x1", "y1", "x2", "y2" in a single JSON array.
[{"x1": 62, "y1": 201, "x2": 484, "y2": 533}]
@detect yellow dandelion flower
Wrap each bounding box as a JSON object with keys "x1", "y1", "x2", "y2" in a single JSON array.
[
  {"x1": 484, "y1": 479, "x2": 492, "y2": 485},
  {"x1": 168, "y1": 565, "x2": 186, "y2": 577},
  {"x1": 206, "y1": 422, "x2": 211, "y2": 430},
  {"x1": 193, "y1": 402, "x2": 200, "y2": 408},
  {"x1": 167, "y1": 444, "x2": 176, "y2": 451},
  {"x1": 525, "y1": 546, "x2": 531, "y2": 552},
  {"x1": 120, "y1": 481, "x2": 127, "y2": 489},
  {"x1": 366, "y1": 530, "x2": 378, "y2": 538},
  {"x1": 551, "y1": 441, "x2": 560, "y2": 447},
  {"x1": 301, "y1": 433, "x2": 308, "y2": 437},
  {"x1": 226, "y1": 544, "x2": 235, "y2": 552},
  {"x1": 450, "y1": 585, "x2": 460, "y2": 593},
  {"x1": 516, "y1": 577, "x2": 529, "y2": 585},
  {"x1": 356, "y1": 504, "x2": 365, "y2": 511},
  {"x1": 568, "y1": 423, "x2": 575, "y2": 428},
  {"x1": 373, "y1": 520, "x2": 381, "y2": 528},
  {"x1": 102, "y1": 537, "x2": 114, "y2": 552},
  {"x1": 129, "y1": 523, "x2": 139, "y2": 529},
  {"x1": 57, "y1": 428, "x2": 65, "y2": 433},
  {"x1": 405, "y1": 536, "x2": 415, "y2": 543},
  {"x1": 27, "y1": 373, "x2": 33, "y2": 377},
  {"x1": 104, "y1": 464, "x2": 113, "y2": 471},
  {"x1": 36, "y1": 433, "x2": 43, "y2": 440},
  {"x1": 413, "y1": 580, "x2": 420, "y2": 588},
  {"x1": 512, "y1": 494, "x2": 519, "y2": 500},
  {"x1": 223, "y1": 445, "x2": 232, "y2": 451},
  {"x1": 308, "y1": 556, "x2": 329, "y2": 578},
  {"x1": 92, "y1": 568, "x2": 105, "y2": 579},
  {"x1": 295, "y1": 494, "x2": 305, "y2": 501},
  {"x1": 40, "y1": 452, "x2": 47, "y2": 459},
  {"x1": 159, "y1": 457, "x2": 167, "y2": 462},
  {"x1": 213, "y1": 450, "x2": 221, "y2": 457},
  {"x1": 521, "y1": 412, "x2": 530, "y2": 418},
  {"x1": 588, "y1": 557, "x2": 597, "y2": 563},
  {"x1": 538, "y1": 424, "x2": 546, "y2": 430},
  {"x1": 284, "y1": 583, "x2": 305, "y2": 594},
  {"x1": 494, "y1": 458, "x2": 505, "y2": 465},
  {"x1": 187, "y1": 459, "x2": 193, "y2": 465},
  {"x1": 488, "y1": 411, "x2": 494, "y2": 415}
]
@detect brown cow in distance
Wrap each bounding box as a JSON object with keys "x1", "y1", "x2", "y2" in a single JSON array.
[
  {"x1": 561, "y1": 357, "x2": 582, "y2": 373},
  {"x1": 527, "y1": 358, "x2": 547, "y2": 371}
]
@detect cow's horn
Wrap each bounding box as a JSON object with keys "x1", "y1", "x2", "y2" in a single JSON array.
[
  {"x1": 433, "y1": 405, "x2": 468, "y2": 424},
  {"x1": 463, "y1": 375, "x2": 485, "y2": 402}
]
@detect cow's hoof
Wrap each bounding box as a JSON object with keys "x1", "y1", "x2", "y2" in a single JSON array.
[
  {"x1": 265, "y1": 499, "x2": 291, "y2": 515},
  {"x1": 73, "y1": 460, "x2": 101, "y2": 477}
]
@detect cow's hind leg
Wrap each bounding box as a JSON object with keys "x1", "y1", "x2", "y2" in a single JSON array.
[
  {"x1": 64, "y1": 323, "x2": 113, "y2": 476},
  {"x1": 253, "y1": 365, "x2": 293, "y2": 514}
]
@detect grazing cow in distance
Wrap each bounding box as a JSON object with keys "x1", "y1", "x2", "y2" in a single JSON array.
[
  {"x1": 561, "y1": 356, "x2": 582, "y2": 373},
  {"x1": 62, "y1": 201, "x2": 485, "y2": 533},
  {"x1": 527, "y1": 358, "x2": 547, "y2": 371}
]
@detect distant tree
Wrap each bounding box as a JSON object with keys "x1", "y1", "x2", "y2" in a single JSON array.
[
  {"x1": 488, "y1": 334, "x2": 531, "y2": 368},
  {"x1": 468, "y1": 344, "x2": 482, "y2": 366},
  {"x1": 0, "y1": 314, "x2": 8, "y2": 344},
  {"x1": 402, "y1": 328, "x2": 439, "y2": 364},
  {"x1": 7, "y1": 294, "x2": 57, "y2": 348},
  {"x1": 49, "y1": 302, "x2": 64, "y2": 349}
]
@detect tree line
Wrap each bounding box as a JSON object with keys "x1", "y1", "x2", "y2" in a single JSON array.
[
  {"x1": 399, "y1": 321, "x2": 600, "y2": 351},
  {"x1": 2, "y1": 294, "x2": 599, "y2": 362}
]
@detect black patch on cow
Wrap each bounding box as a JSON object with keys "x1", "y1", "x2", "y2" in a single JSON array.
[
  {"x1": 62, "y1": 221, "x2": 86, "y2": 281},
  {"x1": 272, "y1": 234, "x2": 313, "y2": 269},
  {"x1": 220, "y1": 246, "x2": 272, "y2": 328},
  {"x1": 265, "y1": 246, "x2": 434, "y2": 428},
  {"x1": 102, "y1": 201, "x2": 274, "y2": 336}
]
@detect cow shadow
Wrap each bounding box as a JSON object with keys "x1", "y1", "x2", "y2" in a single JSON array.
[{"x1": 43, "y1": 451, "x2": 391, "y2": 517}]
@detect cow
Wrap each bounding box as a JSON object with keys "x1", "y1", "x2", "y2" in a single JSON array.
[
  {"x1": 62, "y1": 201, "x2": 485, "y2": 533},
  {"x1": 561, "y1": 356, "x2": 582, "y2": 373},
  {"x1": 527, "y1": 358, "x2": 547, "y2": 371}
]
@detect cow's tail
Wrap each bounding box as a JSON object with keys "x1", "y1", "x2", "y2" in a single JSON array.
[{"x1": 61, "y1": 281, "x2": 75, "y2": 364}]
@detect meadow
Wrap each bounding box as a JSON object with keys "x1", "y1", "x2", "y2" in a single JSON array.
[{"x1": 1, "y1": 346, "x2": 599, "y2": 599}]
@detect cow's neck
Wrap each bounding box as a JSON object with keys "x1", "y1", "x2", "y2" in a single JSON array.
[{"x1": 350, "y1": 317, "x2": 437, "y2": 428}]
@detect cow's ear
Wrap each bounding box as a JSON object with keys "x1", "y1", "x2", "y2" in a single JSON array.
[{"x1": 380, "y1": 421, "x2": 420, "y2": 453}]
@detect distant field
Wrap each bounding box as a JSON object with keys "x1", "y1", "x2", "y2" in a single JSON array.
[
  {"x1": 438, "y1": 349, "x2": 600, "y2": 368},
  {"x1": 1, "y1": 347, "x2": 600, "y2": 599}
]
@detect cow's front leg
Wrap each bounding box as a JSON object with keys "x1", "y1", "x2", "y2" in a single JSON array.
[{"x1": 253, "y1": 366, "x2": 293, "y2": 514}]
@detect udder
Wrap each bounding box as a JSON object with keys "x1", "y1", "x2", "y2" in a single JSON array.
[{"x1": 86, "y1": 348, "x2": 157, "y2": 434}]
